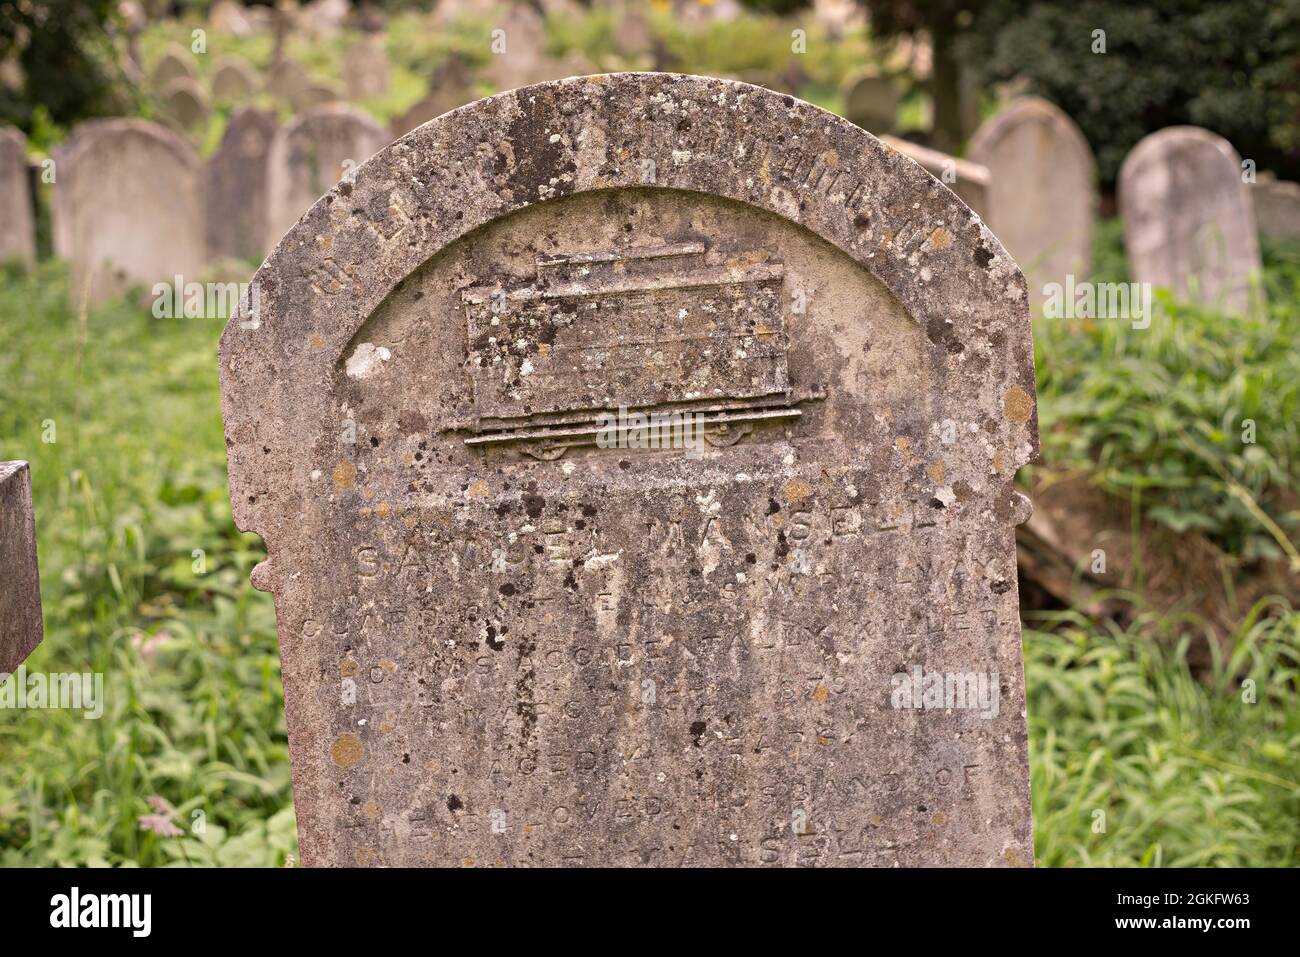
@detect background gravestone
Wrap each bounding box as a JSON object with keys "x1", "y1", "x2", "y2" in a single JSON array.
[
  {"x1": 0, "y1": 126, "x2": 34, "y2": 266},
  {"x1": 841, "y1": 71, "x2": 900, "y2": 135},
  {"x1": 0, "y1": 461, "x2": 43, "y2": 673},
  {"x1": 879, "y1": 135, "x2": 990, "y2": 220},
  {"x1": 159, "y1": 76, "x2": 211, "y2": 136},
  {"x1": 343, "y1": 33, "x2": 391, "y2": 99},
  {"x1": 150, "y1": 43, "x2": 198, "y2": 90},
  {"x1": 53, "y1": 119, "x2": 206, "y2": 303},
  {"x1": 207, "y1": 107, "x2": 279, "y2": 261},
  {"x1": 1119, "y1": 126, "x2": 1263, "y2": 316},
  {"x1": 1251, "y1": 172, "x2": 1300, "y2": 241},
  {"x1": 968, "y1": 97, "x2": 1095, "y2": 310},
  {"x1": 264, "y1": 104, "x2": 388, "y2": 250},
  {"x1": 484, "y1": 2, "x2": 549, "y2": 91},
  {"x1": 220, "y1": 73, "x2": 1038, "y2": 868},
  {"x1": 266, "y1": 57, "x2": 313, "y2": 105},
  {"x1": 212, "y1": 55, "x2": 259, "y2": 101}
]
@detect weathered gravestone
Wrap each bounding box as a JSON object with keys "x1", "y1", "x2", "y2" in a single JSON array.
[
  {"x1": 219, "y1": 73, "x2": 1038, "y2": 867},
  {"x1": 841, "y1": 71, "x2": 900, "y2": 136},
  {"x1": 207, "y1": 107, "x2": 279, "y2": 260},
  {"x1": 968, "y1": 98, "x2": 1095, "y2": 311},
  {"x1": 53, "y1": 119, "x2": 206, "y2": 303},
  {"x1": 159, "y1": 76, "x2": 211, "y2": 136},
  {"x1": 1119, "y1": 126, "x2": 1262, "y2": 315},
  {"x1": 264, "y1": 105, "x2": 388, "y2": 249},
  {"x1": 1251, "y1": 171, "x2": 1300, "y2": 242},
  {"x1": 343, "y1": 33, "x2": 391, "y2": 99},
  {"x1": 212, "y1": 55, "x2": 259, "y2": 101},
  {"x1": 151, "y1": 43, "x2": 198, "y2": 90},
  {"x1": 265, "y1": 57, "x2": 313, "y2": 105},
  {"x1": 879, "y1": 135, "x2": 990, "y2": 221},
  {"x1": 0, "y1": 462, "x2": 43, "y2": 673},
  {"x1": 0, "y1": 126, "x2": 35, "y2": 266},
  {"x1": 484, "y1": 2, "x2": 550, "y2": 91}
]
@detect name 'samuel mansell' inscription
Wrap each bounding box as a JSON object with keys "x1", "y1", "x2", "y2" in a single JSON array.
[{"x1": 218, "y1": 73, "x2": 1040, "y2": 867}]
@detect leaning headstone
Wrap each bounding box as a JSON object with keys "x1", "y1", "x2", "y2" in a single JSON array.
[
  {"x1": 878, "y1": 135, "x2": 990, "y2": 220},
  {"x1": 0, "y1": 126, "x2": 35, "y2": 266},
  {"x1": 1251, "y1": 171, "x2": 1300, "y2": 241},
  {"x1": 343, "y1": 33, "x2": 391, "y2": 99},
  {"x1": 212, "y1": 55, "x2": 259, "y2": 101},
  {"x1": 52, "y1": 119, "x2": 205, "y2": 303},
  {"x1": 0, "y1": 462, "x2": 43, "y2": 673},
  {"x1": 159, "y1": 76, "x2": 211, "y2": 136},
  {"x1": 264, "y1": 105, "x2": 388, "y2": 249},
  {"x1": 220, "y1": 74, "x2": 1038, "y2": 868},
  {"x1": 841, "y1": 70, "x2": 900, "y2": 135},
  {"x1": 206, "y1": 107, "x2": 279, "y2": 261},
  {"x1": 151, "y1": 43, "x2": 198, "y2": 90},
  {"x1": 968, "y1": 97, "x2": 1095, "y2": 310},
  {"x1": 1119, "y1": 126, "x2": 1263, "y2": 315}
]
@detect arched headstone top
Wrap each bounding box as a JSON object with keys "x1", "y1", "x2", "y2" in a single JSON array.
[
  {"x1": 969, "y1": 95, "x2": 1093, "y2": 169},
  {"x1": 224, "y1": 74, "x2": 1035, "y2": 543}
]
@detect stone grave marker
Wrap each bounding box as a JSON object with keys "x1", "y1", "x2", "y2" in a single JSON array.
[
  {"x1": 1251, "y1": 171, "x2": 1300, "y2": 242},
  {"x1": 969, "y1": 97, "x2": 1095, "y2": 311},
  {"x1": 264, "y1": 105, "x2": 388, "y2": 249},
  {"x1": 0, "y1": 126, "x2": 35, "y2": 265},
  {"x1": 212, "y1": 55, "x2": 259, "y2": 101},
  {"x1": 53, "y1": 119, "x2": 205, "y2": 303},
  {"x1": 292, "y1": 81, "x2": 345, "y2": 111},
  {"x1": 151, "y1": 43, "x2": 198, "y2": 90},
  {"x1": 160, "y1": 76, "x2": 211, "y2": 136},
  {"x1": 484, "y1": 2, "x2": 550, "y2": 91},
  {"x1": 343, "y1": 33, "x2": 391, "y2": 99},
  {"x1": 878, "y1": 135, "x2": 990, "y2": 221},
  {"x1": 0, "y1": 462, "x2": 43, "y2": 673},
  {"x1": 266, "y1": 57, "x2": 313, "y2": 105},
  {"x1": 206, "y1": 107, "x2": 279, "y2": 261},
  {"x1": 219, "y1": 73, "x2": 1038, "y2": 868},
  {"x1": 1119, "y1": 126, "x2": 1263, "y2": 315},
  {"x1": 841, "y1": 71, "x2": 900, "y2": 135}
]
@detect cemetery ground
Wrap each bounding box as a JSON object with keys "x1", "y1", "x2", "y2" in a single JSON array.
[{"x1": 0, "y1": 226, "x2": 1296, "y2": 868}]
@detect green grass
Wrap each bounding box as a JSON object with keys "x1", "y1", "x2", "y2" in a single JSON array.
[{"x1": 1, "y1": 226, "x2": 1298, "y2": 865}]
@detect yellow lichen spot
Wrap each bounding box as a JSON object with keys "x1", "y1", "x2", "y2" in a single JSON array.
[
  {"x1": 1003, "y1": 846, "x2": 1025, "y2": 867},
  {"x1": 330, "y1": 733, "x2": 363, "y2": 769},
  {"x1": 308, "y1": 334, "x2": 325, "y2": 352},
  {"x1": 817, "y1": 736, "x2": 830, "y2": 746},
  {"x1": 380, "y1": 659, "x2": 397, "y2": 673},
  {"x1": 879, "y1": 229, "x2": 894, "y2": 251},
  {"x1": 868, "y1": 814, "x2": 884, "y2": 827},
  {"x1": 822, "y1": 148, "x2": 840, "y2": 167},
  {"x1": 1003, "y1": 386, "x2": 1034, "y2": 424},
  {"x1": 783, "y1": 478, "x2": 812, "y2": 501},
  {"x1": 375, "y1": 501, "x2": 391, "y2": 518},
  {"x1": 753, "y1": 323, "x2": 775, "y2": 339},
  {"x1": 992, "y1": 450, "x2": 1005, "y2": 474},
  {"x1": 379, "y1": 719, "x2": 395, "y2": 734},
  {"x1": 462, "y1": 857, "x2": 475, "y2": 867},
  {"x1": 333, "y1": 461, "x2": 357, "y2": 491},
  {"x1": 770, "y1": 513, "x2": 785, "y2": 529},
  {"x1": 925, "y1": 227, "x2": 953, "y2": 251},
  {"x1": 468, "y1": 479, "x2": 490, "y2": 498},
  {"x1": 401, "y1": 451, "x2": 415, "y2": 466},
  {"x1": 931, "y1": 813, "x2": 948, "y2": 826},
  {"x1": 894, "y1": 436, "x2": 910, "y2": 451},
  {"x1": 355, "y1": 847, "x2": 376, "y2": 866},
  {"x1": 339, "y1": 658, "x2": 358, "y2": 677},
  {"x1": 538, "y1": 343, "x2": 551, "y2": 357},
  {"x1": 812, "y1": 685, "x2": 829, "y2": 703},
  {"x1": 758, "y1": 156, "x2": 771, "y2": 186},
  {"x1": 362, "y1": 800, "x2": 381, "y2": 820},
  {"x1": 928, "y1": 461, "x2": 945, "y2": 483}
]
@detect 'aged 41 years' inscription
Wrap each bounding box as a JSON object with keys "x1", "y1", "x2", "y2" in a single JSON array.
[{"x1": 219, "y1": 73, "x2": 1039, "y2": 867}]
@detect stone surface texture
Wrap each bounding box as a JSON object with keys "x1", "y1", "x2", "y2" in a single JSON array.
[
  {"x1": 1120, "y1": 126, "x2": 1262, "y2": 315},
  {"x1": 220, "y1": 73, "x2": 1038, "y2": 868},
  {"x1": 968, "y1": 97, "x2": 1095, "y2": 310},
  {"x1": 878, "y1": 135, "x2": 990, "y2": 221},
  {"x1": 0, "y1": 462, "x2": 43, "y2": 674}
]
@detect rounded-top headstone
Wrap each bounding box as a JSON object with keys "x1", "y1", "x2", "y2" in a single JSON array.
[
  {"x1": 1119, "y1": 126, "x2": 1262, "y2": 315},
  {"x1": 968, "y1": 96, "x2": 1096, "y2": 311},
  {"x1": 219, "y1": 73, "x2": 1038, "y2": 868},
  {"x1": 212, "y1": 54, "x2": 259, "y2": 101},
  {"x1": 159, "y1": 75, "x2": 211, "y2": 135},
  {"x1": 151, "y1": 43, "x2": 198, "y2": 90},
  {"x1": 53, "y1": 118, "x2": 205, "y2": 303},
  {"x1": 841, "y1": 70, "x2": 900, "y2": 135},
  {"x1": 264, "y1": 104, "x2": 389, "y2": 250}
]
